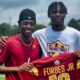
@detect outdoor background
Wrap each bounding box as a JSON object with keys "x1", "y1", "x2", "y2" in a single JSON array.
[{"x1": 0, "y1": 0, "x2": 80, "y2": 80}]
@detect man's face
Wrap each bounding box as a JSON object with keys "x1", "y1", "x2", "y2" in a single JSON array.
[
  {"x1": 50, "y1": 4, "x2": 66, "y2": 27},
  {"x1": 19, "y1": 20, "x2": 35, "y2": 37}
]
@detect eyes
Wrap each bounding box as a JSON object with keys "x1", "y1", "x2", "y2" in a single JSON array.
[
  {"x1": 52, "y1": 10, "x2": 65, "y2": 14},
  {"x1": 21, "y1": 21, "x2": 35, "y2": 26}
]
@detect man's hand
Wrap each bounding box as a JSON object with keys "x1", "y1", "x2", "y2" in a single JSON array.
[
  {"x1": 17, "y1": 62, "x2": 34, "y2": 72},
  {"x1": 0, "y1": 36, "x2": 8, "y2": 47},
  {"x1": 74, "y1": 49, "x2": 80, "y2": 58}
]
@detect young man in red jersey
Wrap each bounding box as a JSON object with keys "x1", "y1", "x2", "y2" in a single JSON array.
[{"x1": 0, "y1": 8, "x2": 41, "y2": 80}]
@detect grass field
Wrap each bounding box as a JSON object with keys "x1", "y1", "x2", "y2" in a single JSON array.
[{"x1": 0, "y1": 74, "x2": 5, "y2": 80}]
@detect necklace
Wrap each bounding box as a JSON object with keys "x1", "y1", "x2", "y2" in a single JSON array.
[{"x1": 19, "y1": 34, "x2": 32, "y2": 47}]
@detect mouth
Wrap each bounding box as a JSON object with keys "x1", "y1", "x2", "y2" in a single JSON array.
[
  {"x1": 55, "y1": 17, "x2": 62, "y2": 21},
  {"x1": 24, "y1": 29, "x2": 33, "y2": 34},
  {"x1": 25, "y1": 30, "x2": 32, "y2": 33}
]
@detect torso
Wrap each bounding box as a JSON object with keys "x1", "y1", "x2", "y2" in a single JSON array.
[
  {"x1": 0, "y1": 34, "x2": 41, "y2": 80},
  {"x1": 33, "y1": 26, "x2": 80, "y2": 57}
]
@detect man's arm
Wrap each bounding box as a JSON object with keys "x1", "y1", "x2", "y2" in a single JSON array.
[
  {"x1": 74, "y1": 49, "x2": 80, "y2": 58},
  {"x1": 0, "y1": 36, "x2": 8, "y2": 47},
  {"x1": 0, "y1": 62, "x2": 33, "y2": 73}
]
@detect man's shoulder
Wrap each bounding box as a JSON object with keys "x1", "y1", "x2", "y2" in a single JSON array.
[
  {"x1": 67, "y1": 26, "x2": 79, "y2": 32},
  {"x1": 33, "y1": 28, "x2": 47, "y2": 36},
  {"x1": 35, "y1": 28, "x2": 46, "y2": 33},
  {"x1": 66, "y1": 26, "x2": 80, "y2": 34},
  {"x1": 7, "y1": 34, "x2": 19, "y2": 43}
]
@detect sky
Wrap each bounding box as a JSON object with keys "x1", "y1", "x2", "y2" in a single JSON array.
[{"x1": 0, "y1": 0, "x2": 80, "y2": 26}]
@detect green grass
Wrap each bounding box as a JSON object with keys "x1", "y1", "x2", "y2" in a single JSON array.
[{"x1": 0, "y1": 74, "x2": 5, "y2": 80}]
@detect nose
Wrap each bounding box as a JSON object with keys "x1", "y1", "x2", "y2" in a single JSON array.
[
  {"x1": 56, "y1": 12, "x2": 60, "y2": 16},
  {"x1": 26, "y1": 24, "x2": 31, "y2": 28}
]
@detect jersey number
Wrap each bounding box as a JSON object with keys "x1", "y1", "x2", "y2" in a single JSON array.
[{"x1": 49, "y1": 73, "x2": 70, "y2": 80}]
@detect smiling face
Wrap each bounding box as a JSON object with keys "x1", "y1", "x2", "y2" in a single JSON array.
[{"x1": 19, "y1": 20, "x2": 35, "y2": 37}]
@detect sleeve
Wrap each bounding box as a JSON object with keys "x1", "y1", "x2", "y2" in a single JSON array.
[
  {"x1": 0, "y1": 41, "x2": 10, "y2": 63},
  {"x1": 32, "y1": 32, "x2": 36, "y2": 38},
  {"x1": 78, "y1": 36, "x2": 80, "y2": 49},
  {"x1": 77, "y1": 31, "x2": 80, "y2": 49}
]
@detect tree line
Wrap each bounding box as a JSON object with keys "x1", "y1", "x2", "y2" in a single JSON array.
[
  {"x1": 0, "y1": 23, "x2": 46, "y2": 36},
  {"x1": 0, "y1": 18, "x2": 80, "y2": 36}
]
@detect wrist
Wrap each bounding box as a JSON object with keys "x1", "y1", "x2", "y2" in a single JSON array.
[{"x1": 8, "y1": 67, "x2": 20, "y2": 72}]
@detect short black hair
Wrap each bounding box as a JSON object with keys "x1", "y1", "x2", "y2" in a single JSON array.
[
  {"x1": 48, "y1": 2, "x2": 67, "y2": 17},
  {"x1": 18, "y1": 8, "x2": 36, "y2": 23}
]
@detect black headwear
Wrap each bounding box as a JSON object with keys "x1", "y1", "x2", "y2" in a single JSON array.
[{"x1": 18, "y1": 8, "x2": 36, "y2": 23}]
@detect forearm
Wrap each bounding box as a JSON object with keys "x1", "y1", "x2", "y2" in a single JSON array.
[
  {"x1": 0, "y1": 62, "x2": 33, "y2": 73},
  {"x1": 0, "y1": 66, "x2": 19, "y2": 73}
]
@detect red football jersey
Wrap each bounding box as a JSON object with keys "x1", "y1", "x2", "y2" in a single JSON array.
[
  {"x1": 0, "y1": 35, "x2": 41, "y2": 80},
  {"x1": 30, "y1": 53, "x2": 80, "y2": 80}
]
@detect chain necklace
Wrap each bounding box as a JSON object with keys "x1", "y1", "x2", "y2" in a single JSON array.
[{"x1": 19, "y1": 34, "x2": 32, "y2": 47}]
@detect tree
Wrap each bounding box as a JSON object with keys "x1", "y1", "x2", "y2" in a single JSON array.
[
  {"x1": 0, "y1": 23, "x2": 12, "y2": 36},
  {"x1": 11, "y1": 25, "x2": 19, "y2": 35},
  {"x1": 0, "y1": 23, "x2": 19, "y2": 36},
  {"x1": 68, "y1": 18, "x2": 80, "y2": 31},
  {"x1": 0, "y1": 23, "x2": 47, "y2": 36},
  {"x1": 35, "y1": 24, "x2": 46, "y2": 31}
]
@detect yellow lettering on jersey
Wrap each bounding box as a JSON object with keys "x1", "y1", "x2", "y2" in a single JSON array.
[
  {"x1": 67, "y1": 63, "x2": 74, "y2": 71},
  {"x1": 49, "y1": 73, "x2": 70, "y2": 80},
  {"x1": 49, "y1": 75, "x2": 56, "y2": 80},
  {"x1": 61, "y1": 65, "x2": 65, "y2": 72},
  {"x1": 43, "y1": 65, "x2": 65, "y2": 76},
  {"x1": 58, "y1": 73, "x2": 70, "y2": 80}
]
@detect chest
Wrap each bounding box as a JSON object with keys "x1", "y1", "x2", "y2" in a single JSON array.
[{"x1": 9, "y1": 41, "x2": 40, "y2": 62}]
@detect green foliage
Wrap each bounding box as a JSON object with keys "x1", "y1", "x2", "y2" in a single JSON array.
[
  {"x1": 0, "y1": 23, "x2": 12, "y2": 36},
  {"x1": 68, "y1": 18, "x2": 80, "y2": 31},
  {"x1": 0, "y1": 23, "x2": 19, "y2": 36},
  {"x1": 0, "y1": 19, "x2": 80, "y2": 36},
  {"x1": 0, "y1": 23, "x2": 46, "y2": 36},
  {"x1": 0, "y1": 74, "x2": 5, "y2": 80},
  {"x1": 11, "y1": 25, "x2": 19, "y2": 35},
  {"x1": 35, "y1": 24, "x2": 46, "y2": 31}
]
